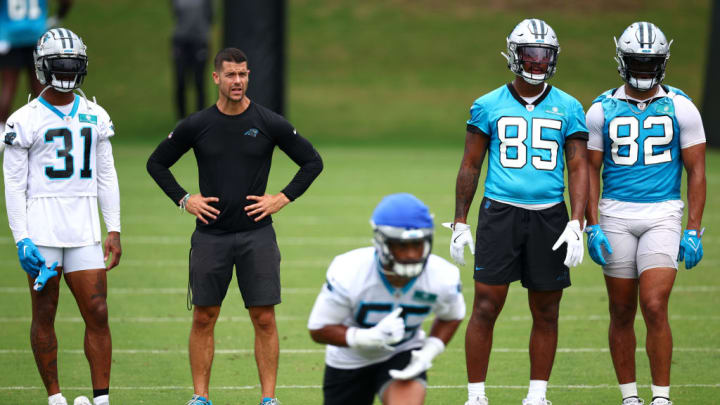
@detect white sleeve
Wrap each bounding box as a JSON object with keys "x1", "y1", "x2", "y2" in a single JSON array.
[
  {"x1": 308, "y1": 259, "x2": 354, "y2": 330},
  {"x1": 3, "y1": 127, "x2": 30, "y2": 243},
  {"x1": 586, "y1": 102, "x2": 605, "y2": 151},
  {"x1": 96, "y1": 137, "x2": 121, "y2": 233},
  {"x1": 433, "y1": 268, "x2": 466, "y2": 321},
  {"x1": 673, "y1": 96, "x2": 706, "y2": 149}
]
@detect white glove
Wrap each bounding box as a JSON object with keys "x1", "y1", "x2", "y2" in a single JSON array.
[
  {"x1": 346, "y1": 307, "x2": 405, "y2": 350},
  {"x1": 442, "y1": 222, "x2": 475, "y2": 266},
  {"x1": 388, "y1": 336, "x2": 445, "y2": 380},
  {"x1": 552, "y1": 219, "x2": 584, "y2": 267}
]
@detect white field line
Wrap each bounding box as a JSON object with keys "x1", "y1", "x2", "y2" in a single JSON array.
[
  {"x1": 2, "y1": 384, "x2": 720, "y2": 391},
  {"x1": 1, "y1": 314, "x2": 719, "y2": 323},
  {"x1": 1, "y1": 347, "x2": 719, "y2": 355}
]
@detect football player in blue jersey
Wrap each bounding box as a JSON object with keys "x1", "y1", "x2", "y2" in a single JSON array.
[
  {"x1": 308, "y1": 193, "x2": 466, "y2": 405},
  {"x1": 585, "y1": 22, "x2": 706, "y2": 405},
  {"x1": 0, "y1": 0, "x2": 72, "y2": 134},
  {"x1": 446, "y1": 19, "x2": 588, "y2": 405}
]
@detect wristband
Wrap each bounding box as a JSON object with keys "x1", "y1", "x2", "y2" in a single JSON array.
[{"x1": 179, "y1": 193, "x2": 190, "y2": 211}]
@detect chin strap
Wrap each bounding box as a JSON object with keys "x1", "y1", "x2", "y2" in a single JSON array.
[{"x1": 29, "y1": 86, "x2": 93, "y2": 111}]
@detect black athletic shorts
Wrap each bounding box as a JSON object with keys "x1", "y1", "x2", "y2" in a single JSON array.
[
  {"x1": 323, "y1": 350, "x2": 426, "y2": 405},
  {"x1": 473, "y1": 197, "x2": 571, "y2": 291},
  {"x1": 0, "y1": 46, "x2": 34, "y2": 69},
  {"x1": 189, "y1": 224, "x2": 281, "y2": 307}
]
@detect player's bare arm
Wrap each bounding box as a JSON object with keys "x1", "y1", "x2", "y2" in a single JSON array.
[
  {"x1": 453, "y1": 130, "x2": 489, "y2": 223},
  {"x1": 183, "y1": 194, "x2": 220, "y2": 224},
  {"x1": 309, "y1": 325, "x2": 350, "y2": 347},
  {"x1": 427, "y1": 317, "x2": 462, "y2": 345},
  {"x1": 103, "y1": 231, "x2": 121, "y2": 271},
  {"x1": 681, "y1": 143, "x2": 706, "y2": 230},
  {"x1": 245, "y1": 192, "x2": 290, "y2": 222},
  {"x1": 585, "y1": 150, "x2": 603, "y2": 226},
  {"x1": 565, "y1": 138, "x2": 589, "y2": 222}
]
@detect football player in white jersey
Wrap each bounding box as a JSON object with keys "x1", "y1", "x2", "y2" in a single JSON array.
[
  {"x1": 2, "y1": 28, "x2": 121, "y2": 405},
  {"x1": 585, "y1": 22, "x2": 706, "y2": 405},
  {"x1": 308, "y1": 193, "x2": 466, "y2": 405}
]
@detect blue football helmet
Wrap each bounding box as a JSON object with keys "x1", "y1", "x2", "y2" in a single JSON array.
[{"x1": 370, "y1": 193, "x2": 434, "y2": 278}]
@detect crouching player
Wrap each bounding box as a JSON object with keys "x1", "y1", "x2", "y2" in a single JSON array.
[{"x1": 308, "y1": 193, "x2": 466, "y2": 405}]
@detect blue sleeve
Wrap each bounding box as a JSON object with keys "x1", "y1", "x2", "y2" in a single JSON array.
[
  {"x1": 466, "y1": 99, "x2": 490, "y2": 134},
  {"x1": 565, "y1": 99, "x2": 589, "y2": 139}
]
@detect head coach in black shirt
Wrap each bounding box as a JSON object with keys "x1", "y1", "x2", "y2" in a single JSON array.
[{"x1": 147, "y1": 48, "x2": 323, "y2": 405}]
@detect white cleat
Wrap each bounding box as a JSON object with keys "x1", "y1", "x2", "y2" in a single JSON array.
[
  {"x1": 522, "y1": 398, "x2": 552, "y2": 405},
  {"x1": 49, "y1": 396, "x2": 68, "y2": 405},
  {"x1": 650, "y1": 399, "x2": 672, "y2": 405},
  {"x1": 73, "y1": 397, "x2": 92, "y2": 405},
  {"x1": 622, "y1": 397, "x2": 645, "y2": 405},
  {"x1": 465, "y1": 396, "x2": 489, "y2": 405}
]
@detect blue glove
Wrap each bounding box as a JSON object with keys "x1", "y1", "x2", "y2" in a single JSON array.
[
  {"x1": 17, "y1": 238, "x2": 46, "y2": 278},
  {"x1": 678, "y1": 229, "x2": 704, "y2": 270},
  {"x1": 33, "y1": 261, "x2": 59, "y2": 292},
  {"x1": 586, "y1": 224, "x2": 613, "y2": 266}
]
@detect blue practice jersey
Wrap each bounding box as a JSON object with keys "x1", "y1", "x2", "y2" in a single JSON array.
[
  {"x1": 0, "y1": 0, "x2": 48, "y2": 47},
  {"x1": 467, "y1": 84, "x2": 588, "y2": 205},
  {"x1": 593, "y1": 85, "x2": 688, "y2": 203}
]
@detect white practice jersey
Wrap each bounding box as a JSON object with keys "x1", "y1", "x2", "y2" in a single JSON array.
[
  {"x1": 307, "y1": 247, "x2": 466, "y2": 369},
  {"x1": 3, "y1": 95, "x2": 120, "y2": 246}
]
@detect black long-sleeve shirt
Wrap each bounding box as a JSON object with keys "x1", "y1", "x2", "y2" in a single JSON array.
[{"x1": 147, "y1": 102, "x2": 323, "y2": 234}]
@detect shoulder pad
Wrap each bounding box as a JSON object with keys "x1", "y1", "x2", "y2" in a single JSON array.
[
  {"x1": 661, "y1": 85, "x2": 691, "y2": 101},
  {"x1": 592, "y1": 88, "x2": 619, "y2": 104}
]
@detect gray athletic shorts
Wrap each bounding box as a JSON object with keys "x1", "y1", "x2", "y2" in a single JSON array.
[
  {"x1": 189, "y1": 225, "x2": 281, "y2": 307},
  {"x1": 600, "y1": 214, "x2": 681, "y2": 279},
  {"x1": 37, "y1": 244, "x2": 105, "y2": 273}
]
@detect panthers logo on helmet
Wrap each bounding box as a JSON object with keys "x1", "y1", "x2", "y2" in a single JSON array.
[
  {"x1": 614, "y1": 22, "x2": 672, "y2": 91},
  {"x1": 502, "y1": 18, "x2": 560, "y2": 85},
  {"x1": 34, "y1": 28, "x2": 88, "y2": 92}
]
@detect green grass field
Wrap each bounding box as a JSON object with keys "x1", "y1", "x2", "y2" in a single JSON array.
[{"x1": 1, "y1": 0, "x2": 718, "y2": 404}]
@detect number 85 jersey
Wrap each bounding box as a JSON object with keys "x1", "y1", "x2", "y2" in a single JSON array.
[
  {"x1": 467, "y1": 84, "x2": 588, "y2": 205},
  {"x1": 586, "y1": 85, "x2": 706, "y2": 203},
  {"x1": 3, "y1": 95, "x2": 120, "y2": 246}
]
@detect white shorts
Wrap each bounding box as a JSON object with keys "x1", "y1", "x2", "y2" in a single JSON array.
[
  {"x1": 600, "y1": 214, "x2": 681, "y2": 279},
  {"x1": 37, "y1": 244, "x2": 105, "y2": 273}
]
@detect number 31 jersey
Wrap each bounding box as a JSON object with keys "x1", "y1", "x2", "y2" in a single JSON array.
[
  {"x1": 3, "y1": 95, "x2": 117, "y2": 246},
  {"x1": 467, "y1": 84, "x2": 588, "y2": 205}
]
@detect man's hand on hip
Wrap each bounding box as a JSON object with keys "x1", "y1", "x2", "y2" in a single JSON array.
[
  {"x1": 442, "y1": 222, "x2": 475, "y2": 266},
  {"x1": 185, "y1": 194, "x2": 220, "y2": 224},
  {"x1": 245, "y1": 192, "x2": 290, "y2": 222}
]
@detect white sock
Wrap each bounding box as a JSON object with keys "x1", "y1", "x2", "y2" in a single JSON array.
[
  {"x1": 0, "y1": 121, "x2": 5, "y2": 133},
  {"x1": 468, "y1": 382, "x2": 486, "y2": 400},
  {"x1": 619, "y1": 382, "x2": 638, "y2": 399},
  {"x1": 93, "y1": 394, "x2": 109, "y2": 405},
  {"x1": 48, "y1": 393, "x2": 65, "y2": 403},
  {"x1": 651, "y1": 384, "x2": 670, "y2": 399},
  {"x1": 527, "y1": 380, "x2": 548, "y2": 400}
]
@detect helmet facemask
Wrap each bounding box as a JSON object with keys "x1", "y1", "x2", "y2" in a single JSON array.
[
  {"x1": 513, "y1": 44, "x2": 558, "y2": 85},
  {"x1": 37, "y1": 55, "x2": 88, "y2": 92},
  {"x1": 617, "y1": 53, "x2": 668, "y2": 91},
  {"x1": 372, "y1": 225, "x2": 433, "y2": 278}
]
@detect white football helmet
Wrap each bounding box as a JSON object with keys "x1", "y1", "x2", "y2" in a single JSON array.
[
  {"x1": 502, "y1": 18, "x2": 560, "y2": 85},
  {"x1": 371, "y1": 193, "x2": 434, "y2": 278},
  {"x1": 34, "y1": 28, "x2": 88, "y2": 92},
  {"x1": 615, "y1": 22, "x2": 672, "y2": 91}
]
